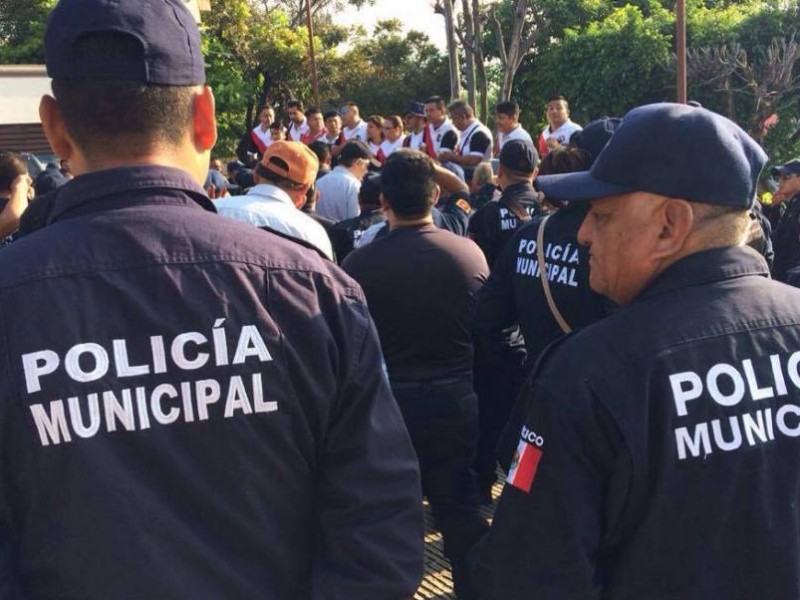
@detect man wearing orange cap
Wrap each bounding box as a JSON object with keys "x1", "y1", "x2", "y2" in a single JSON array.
[{"x1": 216, "y1": 140, "x2": 334, "y2": 259}]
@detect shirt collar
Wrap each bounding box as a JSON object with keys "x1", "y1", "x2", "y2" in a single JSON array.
[
  {"x1": 638, "y1": 246, "x2": 770, "y2": 303},
  {"x1": 333, "y1": 165, "x2": 359, "y2": 181},
  {"x1": 245, "y1": 183, "x2": 295, "y2": 206},
  {"x1": 49, "y1": 165, "x2": 214, "y2": 225}
]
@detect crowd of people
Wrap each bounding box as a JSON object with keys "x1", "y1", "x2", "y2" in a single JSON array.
[{"x1": 2, "y1": 0, "x2": 800, "y2": 599}]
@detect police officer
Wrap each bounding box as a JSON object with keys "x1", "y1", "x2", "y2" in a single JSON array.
[
  {"x1": 467, "y1": 139, "x2": 541, "y2": 268},
  {"x1": 343, "y1": 150, "x2": 490, "y2": 600},
  {"x1": 476, "y1": 103, "x2": 800, "y2": 600},
  {"x1": 472, "y1": 123, "x2": 617, "y2": 491},
  {"x1": 769, "y1": 159, "x2": 800, "y2": 281},
  {"x1": 327, "y1": 171, "x2": 385, "y2": 261},
  {"x1": 0, "y1": 1, "x2": 424, "y2": 598}
]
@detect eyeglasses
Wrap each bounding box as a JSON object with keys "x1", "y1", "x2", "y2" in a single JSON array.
[
  {"x1": 382, "y1": 126, "x2": 398, "y2": 131},
  {"x1": 780, "y1": 173, "x2": 799, "y2": 181}
]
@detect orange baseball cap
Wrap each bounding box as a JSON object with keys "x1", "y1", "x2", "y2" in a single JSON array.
[{"x1": 261, "y1": 141, "x2": 319, "y2": 186}]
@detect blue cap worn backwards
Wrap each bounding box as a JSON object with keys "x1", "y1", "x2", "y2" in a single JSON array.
[
  {"x1": 537, "y1": 103, "x2": 768, "y2": 208},
  {"x1": 45, "y1": 0, "x2": 205, "y2": 85}
]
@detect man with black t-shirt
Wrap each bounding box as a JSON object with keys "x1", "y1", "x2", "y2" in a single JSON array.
[
  {"x1": 344, "y1": 149, "x2": 489, "y2": 600},
  {"x1": 468, "y1": 139, "x2": 540, "y2": 268}
]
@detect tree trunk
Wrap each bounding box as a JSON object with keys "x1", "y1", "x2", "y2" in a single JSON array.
[
  {"x1": 442, "y1": 0, "x2": 462, "y2": 101},
  {"x1": 472, "y1": 0, "x2": 488, "y2": 122},
  {"x1": 460, "y1": 0, "x2": 476, "y2": 109}
]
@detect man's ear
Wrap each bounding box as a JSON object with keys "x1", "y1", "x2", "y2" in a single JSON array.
[
  {"x1": 431, "y1": 183, "x2": 441, "y2": 207},
  {"x1": 193, "y1": 86, "x2": 217, "y2": 152},
  {"x1": 39, "y1": 95, "x2": 75, "y2": 160},
  {"x1": 657, "y1": 198, "x2": 694, "y2": 255},
  {"x1": 379, "y1": 192, "x2": 391, "y2": 211}
]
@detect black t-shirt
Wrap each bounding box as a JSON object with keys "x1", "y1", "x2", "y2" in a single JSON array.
[{"x1": 343, "y1": 224, "x2": 489, "y2": 381}]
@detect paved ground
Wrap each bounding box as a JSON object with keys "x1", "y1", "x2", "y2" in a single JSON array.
[{"x1": 414, "y1": 477, "x2": 503, "y2": 600}]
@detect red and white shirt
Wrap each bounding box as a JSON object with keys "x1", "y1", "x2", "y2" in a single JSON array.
[
  {"x1": 538, "y1": 120, "x2": 582, "y2": 157},
  {"x1": 250, "y1": 125, "x2": 273, "y2": 154},
  {"x1": 368, "y1": 141, "x2": 382, "y2": 160},
  {"x1": 287, "y1": 119, "x2": 310, "y2": 142},
  {"x1": 301, "y1": 129, "x2": 327, "y2": 145},
  {"x1": 378, "y1": 137, "x2": 406, "y2": 164},
  {"x1": 425, "y1": 119, "x2": 459, "y2": 158}
]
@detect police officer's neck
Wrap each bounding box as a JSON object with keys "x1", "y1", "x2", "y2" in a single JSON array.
[
  {"x1": 387, "y1": 212, "x2": 434, "y2": 229},
  {"x1": 73, "y1": 149, "x2": 210, "y2": 189}
]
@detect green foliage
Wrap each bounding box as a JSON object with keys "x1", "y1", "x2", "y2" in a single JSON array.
[
  {"x1": 518, "y1": 4, "x2": 672, "y2": 130},
  {"x1": 0, "y1": 0, "x2": 56, "y2": 63},
  {"x1": 320, "y1": 22, "x2": 450, "y2": 117}
]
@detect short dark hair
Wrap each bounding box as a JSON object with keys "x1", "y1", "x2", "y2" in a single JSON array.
[
  {"x1": 339, "y1": 140, "x2": 371, "y2": 168},
  {"x1": 50, "y1": 32, "x2": 194, "y2": 160},
  {"x1": 359, "y1": 172, "x2": 382, "y2": 207},
  {"x1": 287, "y1": 99, "x2": 304, "y2": 111},
  {"x1": 305, "y1": 107, "x2": 321, "y2": 118},
  {"x1": 495, "y1": 101, "x2": 520, "y2": 118},
  {"x1": 547, "y1": 95, "x2": 569, "y2": 107},
  {"x1": 308, "y1": 140, "x2": 330, "y2": 164},
  {"x1": 270, "y1": 121, "x2": 285, "y2": 132},
  {"x1": 0, "y1": 151, "x2": 27, "y2": 191},
  {"x1": 538, "y1": 146, "x2": 592, "y2": 176},
  {"x1": 323, "y1": 110, "x2": 339, "y2": 121},
  {"x1": 381, "y1": 149, "x2": 437, "y2": 218},
  {"x1": 424, "y1": 96, "x2": 445, "y2": 110},
  {"x1": 448, "y1": 99, "x2": 474, "y2": 118},
  {"x1": 255, "y1": 161, "x2": 305, "y2": 191},
  {"x1": 260, "y1": 104, "x2": 274, "y2": 113}
]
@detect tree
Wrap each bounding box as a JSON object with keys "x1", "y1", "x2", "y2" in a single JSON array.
[
  {"x1": 326, "y1": 19, "x2": 450, "y2": 115},
  {"x1": 433, "y1": 0, "x2": 463, "y2": 100},
  {"x1": 488, "y1": 0, "x2": 549, "y2": 100},
  {"x1": 516, "y1": 4, "x2": 672, "y2": 128},
  {"x1": 454, "y1": 0, "x2": 490, "y2": 121},
  {"x1": 259, "y1": 0, "x2": 374, "y2": 28},
  {"x1": 0, "y1": 0, "x2": 56, "y2": 63}
]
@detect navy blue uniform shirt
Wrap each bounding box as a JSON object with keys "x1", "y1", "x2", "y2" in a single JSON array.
[
  {"x1": 467, "y1": 182, "x2": 540, "y2": 268},
  {"x1": 771, "y1": 193, "x2": 800, "y2": 281},
  {"x1": 0, "y1": 166, "x2": 423, "y2": 599},
  {"x1": 481, "y1": 246, "x2": 800, "y2": 599}
]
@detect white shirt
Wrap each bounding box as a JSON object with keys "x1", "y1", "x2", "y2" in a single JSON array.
[
  {"x1": 428, "y1": 119, "x2": 459, "y2": 154},
  {"x1": 540, "y1": 120, "x2": 582, "y2": 149},
  {"x1": 356, "y1": 221, "x2": 387, "y2": 248},
  {"x1": 497, "y1": 125, "x2": 533, "y2": 151},
  {"x1": 250, "y1": 125, "x2": 273, "y2": 152},
  {"x1": 404, "y1": 129, "x2": 426, "y2": 153},
  {"x1": 315, "y1": 165, "x2": 361, "y2": 222},
  {"x1": 215, "y1": 184, "x2": 333, "y2": 259},
  {"x1": 379, "y1": 137, "x2": 406, "y2": 162},
  {"x1": 343, "y1": 120, "x2": 369, "y2": 143},
  {"x1": 457, "y1": 119, "x2": 493, "y2": 160},
  {"x1": 287, "y1": 119, "x2": 310, "y2": 142}
]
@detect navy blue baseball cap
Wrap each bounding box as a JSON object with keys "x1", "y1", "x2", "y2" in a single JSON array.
[
  {"x1": 771, "y1": 159, "x2": 800, "y2": 177},
  {"x1": 499, "y1": 139, "x2": 539, "y2": 173},
  {"x1": 537, "y1": 103, "x2": 768, "y2": 208},
  {"x1": 569, "y1": 117, "x2": 621, "y2": 164},
  {"x1": 45, "y1": 0, "x2": 205, "y2": 85},
  {"x1": 405, "y1": 102, "x2": 425, "y2": 117}
]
